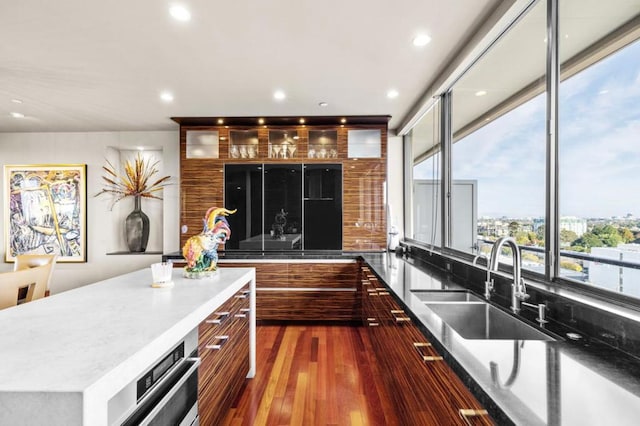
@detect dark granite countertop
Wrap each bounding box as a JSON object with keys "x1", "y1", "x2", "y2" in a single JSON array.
[
  {"x1": 164, "y1": 249, "x2": 640, "y2": 424},
  {"x1": 361, "y1": 252, "x2": 640, "y2": 426}
]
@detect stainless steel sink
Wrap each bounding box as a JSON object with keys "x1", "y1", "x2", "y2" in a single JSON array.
[
  {"x1": 424, "y1": 302, "x2": 554, "y2": 341},
  {"x1": 412, "y1": 290, "x2": 484, "y2": 303}
]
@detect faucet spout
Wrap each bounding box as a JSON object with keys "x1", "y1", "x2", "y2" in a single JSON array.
[
  {"x1": 473, "y1": 253, "x2": 493, "y2": 300},
  {"x1": 489, "y1": 236, "x2": 527, "y2": 313}
]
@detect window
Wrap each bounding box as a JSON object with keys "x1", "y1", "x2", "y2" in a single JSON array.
[
  {"x1": 558, "y1": 1, "x2": 640, "y2": 297},
  {"x1": 411, "y1": 100, "x2": 441, "y2": 246},
  {"x1": 404, "y1": 0, "x2": 640, "y2": 304},
  {"x1": 449, "y1": 0, "x2": 547, "y2": 273}
]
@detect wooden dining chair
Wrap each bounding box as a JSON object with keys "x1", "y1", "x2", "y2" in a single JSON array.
[
  {"x1": 0, "y1": 264, "x2": 51, "y2": 309},
  {"x1": 14, "y1": 254, "x2": 57, "y2": 297}
]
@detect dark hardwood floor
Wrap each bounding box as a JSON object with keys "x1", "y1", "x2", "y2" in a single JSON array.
[{"x1": 221, "y1": 324, "x2": 399, "y2": 426}]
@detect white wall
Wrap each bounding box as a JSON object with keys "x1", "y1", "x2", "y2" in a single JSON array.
[
  {"x1": 0, "y1": 131, "x2": 180, "y2": 294},
  {"x1": 387, "y1": 135, "x2": 404, "y2": 243}
]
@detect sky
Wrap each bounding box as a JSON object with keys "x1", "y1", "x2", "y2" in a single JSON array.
[{"x1": 414, "y1": 39, "x2": 640, "y2": 219}]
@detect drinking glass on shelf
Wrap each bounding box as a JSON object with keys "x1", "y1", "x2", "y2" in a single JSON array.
[
  {"x1": 288, "y1": 145, "x2": 297, "y2": 158},
  {"x1": 308, "y1": 148, "x2": 316, "y2": 158},
  {"x1": 230, "y1": 145, "x2": 239, "y2": 158},
  {"x1": 239, "y1": 145, "x2": 248, "y2": 158},
  {"x1": 272, "y1": 145, "x2": 281, "y2": 158},
  {"x1": 282, "y1": 144, "x2": 288, "y2": 159},
  {"x1": 329, "y1": 148, "x2": 337, "y2": 158},
  {"x1": 248, "y1": 145, "x2": 256, "y2": 158}
]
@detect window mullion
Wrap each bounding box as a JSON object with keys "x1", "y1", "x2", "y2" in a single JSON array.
[{"x1": 545, "y1": 0, "x2": 560, "y2": 280}]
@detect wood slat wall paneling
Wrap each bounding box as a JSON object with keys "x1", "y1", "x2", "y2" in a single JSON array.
[{"x1": 179, "y1": 120, "x2": 388, "y2": 250}]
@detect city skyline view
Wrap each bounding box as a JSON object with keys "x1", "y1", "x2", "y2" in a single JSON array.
[{"x1": 415, "y1": 39, "x2": 640, "y2": 219}]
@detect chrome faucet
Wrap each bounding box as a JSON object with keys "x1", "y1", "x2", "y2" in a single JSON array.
[
  {"x1": 489, "y1": 236, "x2": 529, "y2": 314},
  {"x1": 472, "y1": 253, "x2": 494, "y2": 300}
]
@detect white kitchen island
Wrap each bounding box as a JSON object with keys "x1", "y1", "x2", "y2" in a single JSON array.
[{"x1": 0, "y1": 266, "x2": 256, "y2": 426}]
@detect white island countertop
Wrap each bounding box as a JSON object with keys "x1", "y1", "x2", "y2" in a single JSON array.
[{"x1": 0, "y1": 266, "x2": 256, "y2": 426}]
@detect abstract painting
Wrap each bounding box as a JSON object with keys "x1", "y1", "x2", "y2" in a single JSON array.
[{"x1": 4, "y1": 164, "x2": 87, "y2": 262}]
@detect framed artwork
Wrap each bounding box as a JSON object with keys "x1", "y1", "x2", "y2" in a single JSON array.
[{"x1": 4, "y1": 164, "x2": 87, "y2": 262}]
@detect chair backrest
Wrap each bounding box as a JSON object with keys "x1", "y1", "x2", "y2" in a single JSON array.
[
  {"x1": 0, "y1": 263, "x2": 52, "y2": 309},
  {"x1": 14, "y1": 254, "x2": 57, "y2": 292}
]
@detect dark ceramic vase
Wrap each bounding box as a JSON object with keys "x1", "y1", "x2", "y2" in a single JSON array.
[{"x1": 125, "y1": 196, "x2": 149, "y2": 252}]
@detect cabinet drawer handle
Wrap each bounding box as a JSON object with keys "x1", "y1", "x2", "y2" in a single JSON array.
[
  {"x1": 368, "y1": 322, "x2": 379, "y2": 327},
  {"x1": 413, "y1": 342, "x2": 441, "y2": 362},
  {"x1": 378, "y1": 291, "x2": 390, "y2": 296},
  {"x1": 235, "y1": 313, "x2": 247, "y2": 318},
  {"x1": 205, "y1": 335, "x2": 229, "y2": 350},
  {"x1": 205, "y1": 312, "x2": 230, "y2": 325},
  {"x1": 459, "y1": 409, "x2": 489, "y2": 424},
  {"x1": 240, "y1": 308, "x2": 250, "y2": 313},
  {"x1": 390, "y1": 310, "x2": 404, "y2": 314}
]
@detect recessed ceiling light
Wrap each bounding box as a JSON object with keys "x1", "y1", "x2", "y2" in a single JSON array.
[
  {"x1": 258, "y1": 118, "x2": 265, "y2": 124},
  {"x1": 160, "y1": 91, "x2": 174, "y2": 102},
  {"x1": 273, "y1": 90, "x2": 286, "y2": 101},
  {"x1": 217, "y1": 118, "x2": 224, "y2": 124},
  {"x1": 387, "y1": 89, "x2": 399, "y2": 99},
  {"x1": 412, "y1": 34, "x2": 431, "y2": 47},
  {"x1": 169, "y1": 5, "x2": 191, "y2": 22},
  {"x1": 299, "y1": 118, "x2": 305, "y2": 124},
  {"x1": 318, "y1": 102, "x2": 328, "y2": 107},
  {"x1": 11, "y1": 99, "x2": 23, "y2": 104},
  {"x1": 475, "y1": 90, "x2": 487, "y2": 97},
  {"x1": 340, "y1": 118, "x2": 347, "y2": 124},
  {"x1": 9, "y1": 112, "x2": 24, "y2": 118}
]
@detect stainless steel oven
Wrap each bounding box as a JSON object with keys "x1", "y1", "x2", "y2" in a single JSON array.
[
  {"x1": 121, "y1": 355, "x2": 200, "y2": 425},
  {"x1": 111, "y1": 331, "x2": 200, "y2": 426}
]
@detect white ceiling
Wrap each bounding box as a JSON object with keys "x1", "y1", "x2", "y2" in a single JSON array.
[{"x1": 0, "y1": 0, "x2": 502, "y2": 133}]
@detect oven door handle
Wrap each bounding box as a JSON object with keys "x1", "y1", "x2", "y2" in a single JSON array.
[{"x1": 137, "y1": 357, "x2": 201, "y2": 426}]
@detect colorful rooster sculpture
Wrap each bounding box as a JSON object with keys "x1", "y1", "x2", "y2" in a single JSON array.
[{"x1": 182, "y1": 207, "x2": 236, "y2": 277}]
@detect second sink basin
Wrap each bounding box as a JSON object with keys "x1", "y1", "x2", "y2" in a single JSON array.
[{"x1": 424, "y1": 302, "x2": 554, "y2": 341}]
